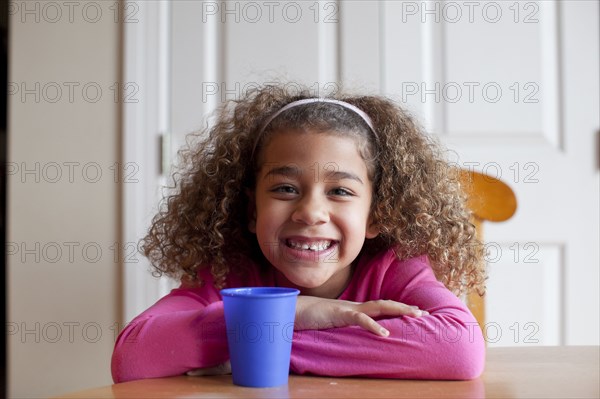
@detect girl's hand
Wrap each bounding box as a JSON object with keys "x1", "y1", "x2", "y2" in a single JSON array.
[
  {"x1": 295, "y1": 296, "x2": 428, "y2": 337},
  {"x1": 186, "y1": 360, "x2": 231, "y2": 376}
]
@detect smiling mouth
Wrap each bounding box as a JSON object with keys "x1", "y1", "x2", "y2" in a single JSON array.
[{"x1": 285, "y1": 239, "x2": 335, "y2": 251}]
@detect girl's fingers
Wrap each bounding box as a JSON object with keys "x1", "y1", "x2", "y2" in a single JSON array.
[
  {"x1": 358, "y1": 300, "x2": 428, "y2": 318},
  {"x1": 340, "y1": 310, "x2": 388, "y2": 337},
  {"x1": 344, "y1": 300, "x2": 429, "y2": 336},
  {"x1": 294, "y1": 296, "x2": 428, "y2": 337}
]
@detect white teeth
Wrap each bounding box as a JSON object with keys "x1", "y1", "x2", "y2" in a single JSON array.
[{"x1": 287, "y1": 240, "x2": 332, "y2": 251}]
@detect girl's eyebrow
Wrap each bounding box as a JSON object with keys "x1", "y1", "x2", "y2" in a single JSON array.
[
  {"x1": 263, "y1": 165, "x2": 363, "y2": 184},
  {"x1": 324, "y1": 170, "x2": 364, "y2": 185},
  {"x1": 264, "y1": 165, "x2": 302, "y2": 180}
]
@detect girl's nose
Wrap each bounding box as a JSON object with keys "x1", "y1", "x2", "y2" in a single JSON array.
[{"x1": 291, "y1": 194, "x2": 330, "y2": 225}]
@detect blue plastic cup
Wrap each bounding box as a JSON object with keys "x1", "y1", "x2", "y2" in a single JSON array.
[{"x1": 220, "y1": 287, "x2": 300, "y2": 387}]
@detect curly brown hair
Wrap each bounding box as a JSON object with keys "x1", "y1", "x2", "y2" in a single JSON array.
[{"x1": 142, "y1": 84, "x2": 485, "y2": 295}]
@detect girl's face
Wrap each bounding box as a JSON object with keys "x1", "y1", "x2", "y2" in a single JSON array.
[{"x1": 249, "y1": 130, "x2": 379, "y2": 298}]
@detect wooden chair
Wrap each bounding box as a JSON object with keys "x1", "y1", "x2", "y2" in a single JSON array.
[{"x1": 457, "y1": 169, "x2": 518, "y2": 328}]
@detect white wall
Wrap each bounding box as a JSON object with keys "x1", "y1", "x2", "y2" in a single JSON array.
[{"x1": 7, "y1": 3, "x2": 121, "y2": 397}]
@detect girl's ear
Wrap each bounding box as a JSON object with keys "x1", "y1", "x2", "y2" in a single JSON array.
[
  {"x1": 365, "y1": 217, "x2": 380, "y2": 239},
  {"x1": 246, "y1": 188, "x2": 257, "y2": 234}
]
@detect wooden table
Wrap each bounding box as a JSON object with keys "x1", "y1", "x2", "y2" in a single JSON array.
[{"x1": 57, "y1": 346, "x2": 599, "y2": 398}]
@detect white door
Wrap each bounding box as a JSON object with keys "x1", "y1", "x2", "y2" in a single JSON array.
[
  {"x1": 128, "y1": 0, "x2": 599, "y2": 346},
  {"x1": 381, "y1": 0, "x2": 599, "y2": 347}
]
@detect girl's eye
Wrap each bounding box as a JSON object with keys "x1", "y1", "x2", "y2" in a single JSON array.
[
  {"x1": 272, "y1": 185, "x2": 298, "y2": 194},
  {"x1": 330, "y1": 187, "x2": 353, "y2": 196}
]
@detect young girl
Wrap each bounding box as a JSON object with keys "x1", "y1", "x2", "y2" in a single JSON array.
[{"x1": 111, "y1": 85, "x2": 486, "y2": 383}]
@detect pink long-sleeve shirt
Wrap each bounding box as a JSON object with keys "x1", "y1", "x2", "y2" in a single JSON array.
[{"x1": 111, "y1": 249, "x2": 485, "y2": 383}]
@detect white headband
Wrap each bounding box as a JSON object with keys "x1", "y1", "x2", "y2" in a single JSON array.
[{"x1": 259, "y1": 98, "x2": 376, "y2": 134}]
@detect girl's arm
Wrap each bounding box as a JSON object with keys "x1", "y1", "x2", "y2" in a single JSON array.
[
  {"x1": 111, "y1": 281, "x2": 229, "y2": 383},
  {"x1": 290, "y1": 256, "x2": 485, "y2": 380}
]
